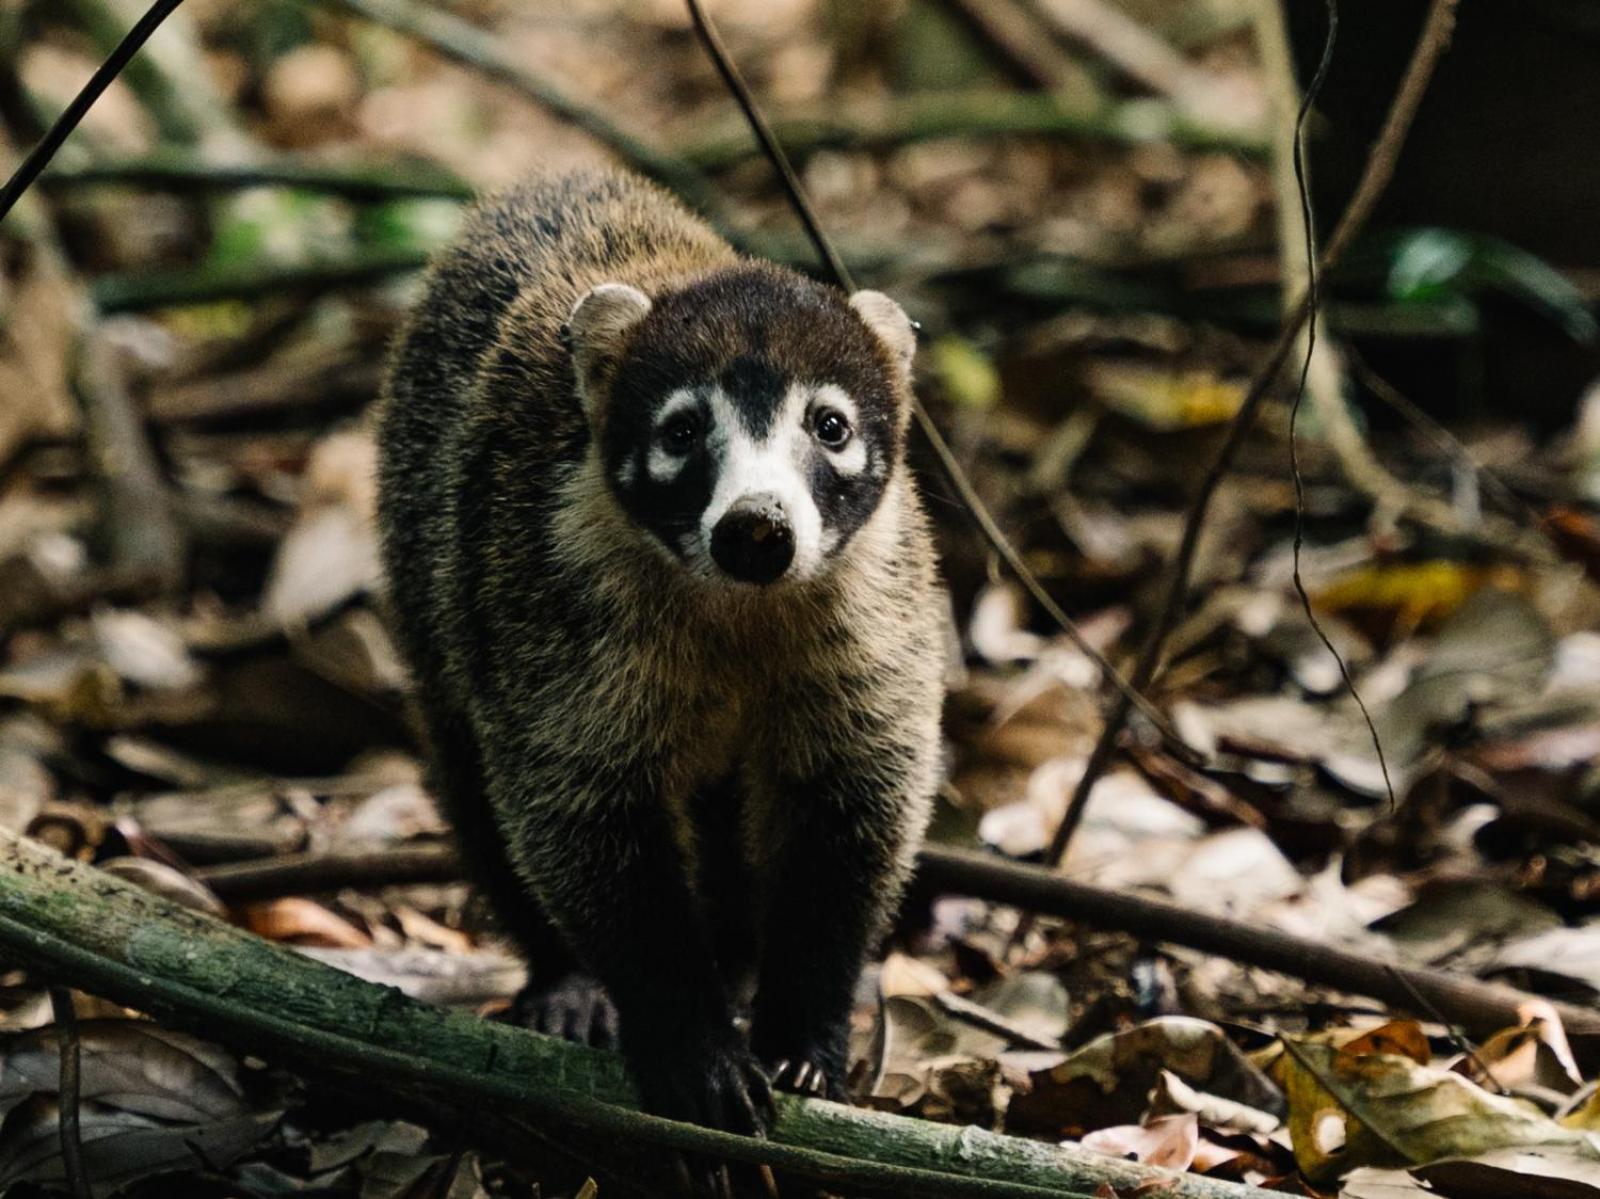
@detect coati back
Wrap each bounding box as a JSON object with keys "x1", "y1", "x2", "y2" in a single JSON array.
[{"x1": 378, "y1": 170, "x2": 944, "y2": 1132}]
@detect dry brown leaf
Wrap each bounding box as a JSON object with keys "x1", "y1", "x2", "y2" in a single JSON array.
[
  {"x1": 1080, "y1": 1113, "x2": 1201, "y2": 1170},
  {"x1": 243, "y1": 897, "x2": 371, "y2": 948},
  {"x1": 1272, "y1": 1039, "x2": 1598, "y2": 1184},
  {"x1": 1009, "y1": 1017, "x2": 1283, "y2": 1138},
  {"x1": 1342, "y1": 1021, "x2": 1431, "y2": 1067}
]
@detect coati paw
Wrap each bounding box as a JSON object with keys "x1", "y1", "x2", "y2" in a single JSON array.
[
  {"x1": 510, "y1": 973, "x2": 619, "y2": 1048},
  {"x1": 635, "y1": 1034, "x2": 774, "y2": 1135}
]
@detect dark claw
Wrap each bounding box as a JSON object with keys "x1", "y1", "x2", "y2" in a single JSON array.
[{"x1": 634, "y1": 1032, "x2": 773, "y2": 1138}]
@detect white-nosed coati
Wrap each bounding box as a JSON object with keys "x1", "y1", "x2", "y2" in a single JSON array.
[{"x1": 378, "y1": 169, "x2": 944, "y2": 1133}]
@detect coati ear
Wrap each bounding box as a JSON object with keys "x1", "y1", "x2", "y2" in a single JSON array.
[
  {"x1": 568, "y1": 282, "x2": 652, "y2": 423},
  {"x1": 849, "y1": 290, "x2": 916, "y2": 375}
]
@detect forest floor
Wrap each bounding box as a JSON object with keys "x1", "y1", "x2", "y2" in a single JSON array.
[{"x1": 3, "y1": 0, "x2": 1600, "y2": 1196}]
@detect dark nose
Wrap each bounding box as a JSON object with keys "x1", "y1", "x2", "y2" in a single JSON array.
[{"x1": 711, "y1": 494, "x2": 794, "y2": 584}]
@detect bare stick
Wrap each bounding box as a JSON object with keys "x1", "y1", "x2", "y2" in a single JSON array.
[
  {"x1": 0, "y1": 0, "x2": 187, "y2": 226},
  {"x1": 75, "y1": 331, "x2": 187, "y2": 592},
  {"x1": 198, "y1": 844, "x2": 465, "y2": 902},
  {"x1": 91, "y1": 247, "x2": 430, "y2": 313},
  {"x1": 48, "y1": 986, "x2": 92, "y2": 1199},
  {"x1": 918, "y1": 846, "x2": 1600, "y2": 1054},
  {"x1": 1348, "y1": 349, "x2": 1550, "y2": 538},
  {"x1": 684, "y1": 0, "x2": 849, "y2": 288},
  {"x1": 43, "y1": 151, "x2": 474, "y2": 201},
  {"x1": 1039, "y1": 0, "x2": 1461, "y2": 873},
  {"x1": 682, "y1": 0, "x2": 1193, "y2": 759},
  {"x1": 192, "y1": 840, "x2": 1600, "y2": 1065},
  {"x1": 1283, "y1": 0, "x2": 1396, "y2": 812},
  {"x1": 1031, "y1": 0, "x2": 1230, "y2": 118}
]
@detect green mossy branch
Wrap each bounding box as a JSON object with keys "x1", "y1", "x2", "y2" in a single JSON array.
[{"x1": 0, "y1": 831, "x2": 1272, "y2": 1199}]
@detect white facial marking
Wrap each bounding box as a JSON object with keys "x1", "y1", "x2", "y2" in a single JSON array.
[
  {"x1": 647, "y1": 447, "x2": 684, "y2": 484},
  {"x1": 701, "y1": 383, "x2": 825, "y2": 581},
  {"x1": 647, "y1": 388, "x2": 700, "y2": 484},
  {"x1": 812, "y1": 383, "x2": 868, "y2": 476}
]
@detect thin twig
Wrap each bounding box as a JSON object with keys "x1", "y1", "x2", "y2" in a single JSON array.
[
  {"x1": 1037, "y1": 0, "x2": 1460, "y2": 877},
  {"x1": 314, "y1": 0, "x2": 725, "y2": 221},
  {"x1": 684, "y1": 0, "x2": 849, "y2": 288},
  {"x1": 48, "y1": 985, "x2": 92, "y2": 1199},
  {"x1": 1031, "y1": 0, "x2": 1239, "y2": 122},
  {"x1": 91, "y1": 248, "x2": 430, "y2": 312},
  {"x1": 1254, "y1": 0, "x2": 1442, "y2": 529},
  {"x1": 197, "y1": 844, "x2": 465, "y2": 902},
  {"x1": 0, "y1": 0, "x2": 188, "y2": 226},
  {"x1": 1347, "y1": 349, "x2": 1543, "y2": 530},
  {"x1": 1382, "y1": 964, "x2": 1506, "y2": 1096},
  {"x1": 1286, "y1": 0, "x2": 1396, "y2": 810},
  {"x1": 682, "y1": 0, "x2": 1194, "y2": 760}
]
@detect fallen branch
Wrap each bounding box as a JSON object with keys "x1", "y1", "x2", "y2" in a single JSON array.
[
  {"x1": 678, "y1": 89, "x2": 1269, "y2": 172},
  {"x1": 917, "y1": 847, "x2": 1600, "y2": 1057},
  {"x1": 0, "y1": 831, "x2": 1270, "y2": 1199},
  {"x1": 193, "y1": 842, "x2": 1600, "y2": 1068},
  {"x1": 312, "y1": 0, "x2": 723, "y2": 220},
  {"x1": 197, "y1": 843, "x2": 463, "y2": 901},
  {"x1": 1041, "y1": 0, "x2": 1461, "y2": 872},
  {"x1": 91, "y1": 249, "x2": 431, "y2": 312},
  {"x1": 42, "y1": 151, "x2": 474, "y2": 201}
]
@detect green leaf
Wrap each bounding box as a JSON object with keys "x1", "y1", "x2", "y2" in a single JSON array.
[
  {"x1": 1382, "y1": 228, "x2": 1597, "y2": 344},
  {"x1": 928, "y1": 335, "x2": 1001, "y2": 410}
]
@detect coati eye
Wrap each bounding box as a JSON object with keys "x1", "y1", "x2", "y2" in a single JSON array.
[
  {"x1": 659, "y1": 412, "x2": 702, "y2": 453},
  {"x1": 813, "y1": 409, "x2": 852, "y2": 449}
]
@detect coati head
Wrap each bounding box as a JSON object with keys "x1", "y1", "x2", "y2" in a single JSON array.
[{"x1": 568, "y1": 265, "x2": 916, "y2": 586}]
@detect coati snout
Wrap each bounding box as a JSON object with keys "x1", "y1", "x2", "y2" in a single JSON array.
[
  {"x1": 710, "y1": 493, "x2": 793, "y2": 584},
  {"x1": 568, "y1": 267, "x2": 918, "y2": 586}
]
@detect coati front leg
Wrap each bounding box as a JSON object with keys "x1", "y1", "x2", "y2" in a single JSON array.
[
  {"x1": 412, "y1": 697, "x2": 616, "y2": 1046},
  {"x1": 497, "y1": 759, "x2": 773, "y2": 1133},
  {"x1": 749, "y1": 749, "x2": 930, "y2": 1098}
]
